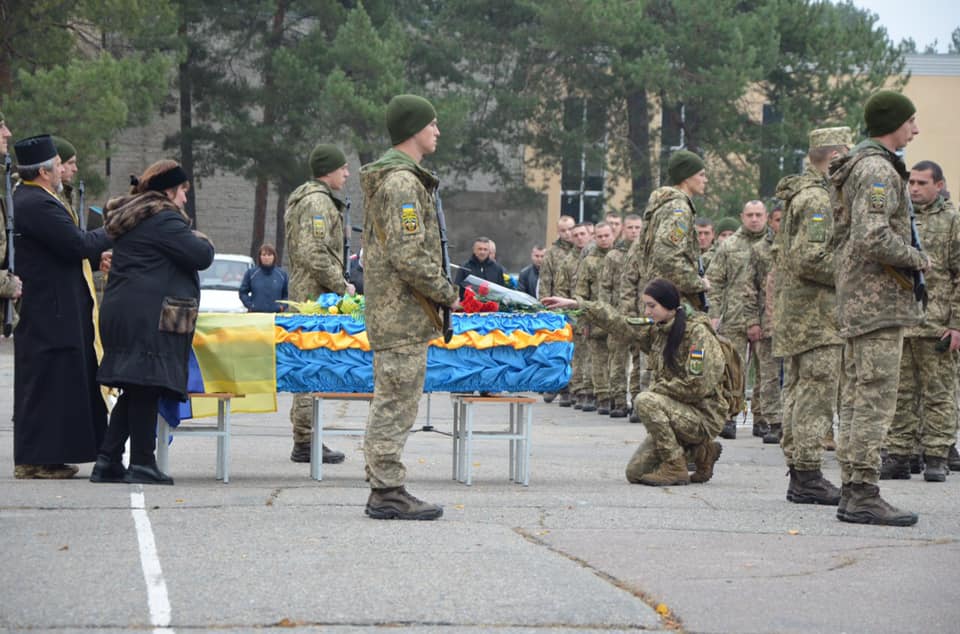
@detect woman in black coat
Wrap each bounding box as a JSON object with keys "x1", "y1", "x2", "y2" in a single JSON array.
[{"x1": 90, "y1": 160, "x2": 215, "y2": 485}]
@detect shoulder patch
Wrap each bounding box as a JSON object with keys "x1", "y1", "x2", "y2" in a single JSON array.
[
  {"x1": 673, "y1": 208, "x2": 684, "y2": 215},
  {"x1": 312, "y1": 215, "x2": 325, "y2": 238},
  {"x1": 688, "y1": 346, "x2": 704, "y2": 375},
  {"x1": 807, "y1": 211, "x2": 826, "y2": 243},
  {"x1": 870, "y1": 182, "x2": 886, "y2": 212},
  {"x1": 401, "y1": 203, "x2": 420, "y2": 235},
  {"x1": 669, "y1": 219, "x2": 688, "y2": 245}
]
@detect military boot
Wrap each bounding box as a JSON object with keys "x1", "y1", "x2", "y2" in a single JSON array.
[
  {"x1": 628, "y1": 410, "x2": 641, "y2": 423},
  {"x1": 910, "y1": 454, "x2": 924, "y2": 474},
  {"x1": 762, "y1": 423, "x2": 782, "y2": 444},
  {"x1": 609, "y1": 402, "x2": 629, "y2": 418},
  {"x1": 557, "y1": 391, "x2": 574, "y2": 407},
  {"x1": 89, "y1": 454, "x2": 128, "y2": 483},
  {"x1": 948, "y1": 444, "x2": 960, "y2": 471},
  {"x1": 719, "y1": 420, "x2": 737, "y2": 440},
  {"x1": 836, "y1": 483, "x2": 851, "y2": 521},
  {"x1": 290, "y1": 442, "x2": 345, "y2": 464},
  {"x1": 923, "y1": 456, "x2": 947, "y2": 482},
  {"x1": 790, "y1": 469, "x2": 841, "y2": 506},
  {"x1": 597, "y1": 399, "x2": 611, "y2": 415},
  {"x1": 573, "y1": 394, "x2": 585, "y2": 410},
  {"x1": 365, "y1": 486, "x2": 443, "y2": 520},
  {"x1": 839, "y1": 482, "x2": 918, "y2": 526},
  {"x1": 689, "y1": 441, "x2": 723, "y2": 483},
  {"x1": 639, "y1": 457, "x2": 690, "y2": 487},
  {"x1": 786, "y1": 467, "x2": 799, "y2": 502},
  {"x1": 752, "y1": 420, "x2": 769, "y2": 438},
  {"x1": 542, "y1": 392, "x2": 557, "y2": 404},
  {"x1": 581, "y1": 395, "x2": 597, "y2": 412},
  {"x1": 879, "y1": 453, "x2": 910, "y2": 480},
  {"x1": 821, "y1": 426, "x2": 836, "y2": 451}
]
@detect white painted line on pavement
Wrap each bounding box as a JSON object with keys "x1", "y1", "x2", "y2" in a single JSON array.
[{"x1": 130, "y1": 488, "x2": 175, "y2": 634}]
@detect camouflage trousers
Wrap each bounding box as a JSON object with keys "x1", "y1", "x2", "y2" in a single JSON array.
[
  {"x1": 837, "y1": 327, "x2": 904, "y2": 485},
  {"x1": 569, "y1": 330, "x2": 593, "y2": 396},
  {"x1": 721, "y1": 331, "x2": 755, "y2": 419},
  {"x1": 588, "y1": 335, "x2": 610, "y2": 401},
  {"x1": 607, "y1": 336, "x2": 630, "y2": 409},
  {"x1": 752, "y1": 337, "x2": 782, "y2": 426},
  {"x1": 625, "y1": 391, "x2": 718, "y2": 482},
  {"x1": 363, "y1": 342, "x2": 428, "y2": 489},
  {"x1": 289, "y1": 394, "x2": 315, "y2": 444},
  {"x1": 628, "y1": 347, "x2": 648, "y2": 400},
  {"x1": 781, "y1": 345, "x2": 840, "y2": 470},
  {"x1": 888, "y1": 337, "x2": 958, "y2": 459}
]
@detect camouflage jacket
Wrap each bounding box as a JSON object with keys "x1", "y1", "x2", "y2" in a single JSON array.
[
  {"x1": 706, "y1": 225, "x2": 767, "y2": 332},
  {"x1": 829, "y1": 140, "x2": 924, "y2": 338},
  {"x1": 581, "y1": 300, "x2": 726, "y2": 431},
  {"x1": 574, "y1": 243, "x2": 611, "y2": 337},
  {"x1": 284, "y1": 180, "x2": 348, "y2": 300},
  {"x1": 701, "y1": 242, "x2": 717, "y2": 272},
  {"x1": 906, "y1": 196, "x2": 960, "y2": 338},
  {"x1": 771, "y1": 167, "x2": 841, "y2": 357},
  {"x1": 360, "y1": 149, "x2": 458, "y2": 351},
  {"x1": 600, "y1": 241, "x2": 630, "y2": 307},
  {"x1": 562, "y1": 242, "x2": 588, "y2": 296},
  {"x1": 539, "y1": 237, "x2": 574, "y2": 297},
  {"x1": 621, "y1": 186, "x2": 706, "y2": 315},
  {"x1": 0, "y1": 165, "x2": 17, "y2": 298},
  {"x1": 745, "y1": 229, "x2": 776, "y2": 339}
]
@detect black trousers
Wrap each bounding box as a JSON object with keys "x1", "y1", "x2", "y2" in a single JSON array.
[{"x1": 100, "y1": 386, "x2": 162, "y2": 466}]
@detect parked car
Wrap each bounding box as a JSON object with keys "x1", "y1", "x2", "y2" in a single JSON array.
[{"x1": 199, "y1": 253, "x2": 254, "y2": 313}]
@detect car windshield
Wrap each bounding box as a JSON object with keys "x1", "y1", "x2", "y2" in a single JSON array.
[{"x1": 200, "y1": 260, "x2": 250, "y2": 290}]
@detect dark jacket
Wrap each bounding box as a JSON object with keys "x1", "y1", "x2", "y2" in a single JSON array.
[
  {"x1": 518, "y1": 263, "x2": 540, "y2": 298},
  {"x1": 454, "y1": 254, "x2": 506, "y2": 299},
  {"x1": 97, "y1": 192, "x2": 215, "y2": 400},
  {"x1": 13, "y1": 182, "x2": 111, "y2": 464},
  {"x1": 239, "y1": 265, "x2": 288, "y2": 312},
  {"x1": 348, "y1": 254, "x2": 364, "y2": 294}
]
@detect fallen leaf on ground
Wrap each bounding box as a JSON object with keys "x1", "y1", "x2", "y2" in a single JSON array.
[
  {"x1": 656, "y1": 603, "x2": 670, "y2": 616},
  {"x1": 58, "y1": 545, "x2": 69, "y2": 551}
]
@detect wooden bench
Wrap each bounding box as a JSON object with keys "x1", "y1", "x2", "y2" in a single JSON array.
[
  {"x1": 309, "y1": 392, "x2": 374, "y2": 481},
  {"x1": 451, "y1": 394, "x2": 535, "y2": 486},
  {"x1": 156, "y1": 393, "x2": 239, "y2": 483}
]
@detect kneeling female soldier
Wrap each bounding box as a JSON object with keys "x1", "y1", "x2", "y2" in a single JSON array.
[{"x1": 543, "y1": 278, "x2": 726, "y2": 486}]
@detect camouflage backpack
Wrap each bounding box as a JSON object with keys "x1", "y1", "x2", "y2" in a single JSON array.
[{"x1": 715, "y1": 333, "x2": 746, "y2": 418}]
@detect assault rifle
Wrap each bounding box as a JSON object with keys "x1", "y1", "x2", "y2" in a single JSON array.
[
  {"x1": 434, "y1": 183, "x2": 454, "y2": 344},
  {"x1": 697, "y1": 253, "x2": 710, "y2": 313},
  {"x1": 885, "y1": 190, "x2": 927, "y2": 309},
  {"x1": 343, "y1": 194, "x2": 351, "y2": 280},
  {"x1": 3, "y1": 154, "x2": 15, "y2": 337}
]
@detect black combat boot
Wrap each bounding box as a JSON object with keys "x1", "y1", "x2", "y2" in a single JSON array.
[
  {"x1": 719, "y1": 420, "x2": 737, "y2": 439},
  {"x1": 557, "y1": 391, "x2": 574, "y2": 407},
  {"x1": 880, "y1": 453, "x2": 910, "y2": 480},
  {"x1": 836, "y1": 483, "x2": 851, "y2": 521},
  {"x1": 628, "y1": 410, "x2": 641, "y2": 423},
  {"x1": 762, "y1": 423, "x2": 782, "y2": 444},
  {"x1": 923, "y1": 456, "x2": 947, "y2": 482},
  {"x1": 839, "y1": 482, "x2": 918, "y2": 526},
  {"x1": 609, "y1": 402, "x2": 629, "y2": 418},
  {"x1": 910, "y1": 453, "x2": 924, "y2": 474},
  {"x1": 786, "y1": 466, "x2": 798, "y2": 502},
  {"x1": 597, "y1": 399, "x2": 611, "y2": 415},
  {"x1": 752, "y1": 420, "x2": 769, "y2": 438},
  {"x1": 124, "y1": 461, "x2": 174, "y2": 486},
  {"x1": 581, "y1": 395, "x2": 597, "y2": 412},
  {"x1": 89, "y1": 454, "x2": 128, "y2": 483},
  {"x1": 573, "y1": 394, "x2": 585, "y2": 410},
  {"x1": 542, "y1": 392, "x2": 557, "y2": 404},
  {"x1": 290, "y1": 442, "x2": 345, "y2": 464},
  {"x1": 365, "y1": 486, "x2": 443, "y2": 520},
  {"x1": 948, "y1": 444, "x2": 960, "y2": 471},
  {"x1": 790, "y1": 469, "x2": 841, "y2": 505}
]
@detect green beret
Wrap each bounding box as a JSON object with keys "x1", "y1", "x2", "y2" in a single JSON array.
[
  {"x1": 667, "y1": 150, "x2": 705, "y2": 185},
  {"x1": 715, "y1": 216, "x2": 740, "y2": 234},
  {"x1": 52, "y1": 136, "x2": 76, "y2": 162},
  {"x1": 864, "y1": 91, "x2": 916, "y2": 137},
  {"x1": 386, "y1": 94, "x2": 437, "y2": 145},
  {"x1": 808, "y1": 126, "x2": 852, "y2": 151},
  {"x1": 309, "y1": 143, "x2": 346, "y2": 177}
]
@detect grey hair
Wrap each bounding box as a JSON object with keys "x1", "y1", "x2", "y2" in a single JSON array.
[{"x1": 17, "y1": 157, "x2": 57, "y2": 181}]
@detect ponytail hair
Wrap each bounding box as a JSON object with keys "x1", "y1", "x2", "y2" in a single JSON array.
[
  {"x1": 130, "y1": 159, "x2": 188, "y2": 196},
  {"x1": 642, "y1": 278, "x2": 686, "y2": 374}
]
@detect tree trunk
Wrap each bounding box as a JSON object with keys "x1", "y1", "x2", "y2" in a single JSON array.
[
  {"x1": 249, "y1": 0, "x2": 287, "y2": 256},
  {"x1": 626, "y1": 87, "x2": 652, "y2": 212},
  {"x1": 0, "y1": 1, "x2": 12, "y2": 96},
  {"x1": 178, "y1": 17, "x2": 197, "y2": 226}
]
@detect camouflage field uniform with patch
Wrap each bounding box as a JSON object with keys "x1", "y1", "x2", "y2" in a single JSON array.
[
  {"x1": 580, "y1": 301, "x2": 726, "y2": 480},
  {"x1": 360, "y1": 149, "x2": 458, "y2": 489},
  {"x1": 829, "y1": 140, "x2": 925, "y2": 485},
  {"x1": 1, "y1": 167, "x2": 19, "y2": 300},
  {"x1": 284, "y1": 179, "x2": 350, "y2": 443},
  {"x1": 744, "y1": 230, "x2": 782, "y2": 431},
  {"x1": 601, "y1": 240, "x2": 632, "y2": 411},
  {"x1": 889, "y1": 195, "x2": 960, "y2": 460},
  {"x1": 565, "y1": 244, "x2": 592, "y2": 399},
  {"x1": 575, "y1": 243, "x2": 612, "y2": 404},
  {"x1": 773, "y1": 167, "x2": 842, "y2": 471},
  {"x1": 539, "y1": 237, "x2": 574, "y2": 297}
]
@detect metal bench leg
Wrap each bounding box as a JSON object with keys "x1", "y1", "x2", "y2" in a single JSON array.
[
  {"x1": 509, "y1": 403, "x2": 517, "y2": 482},
  {"x1": 451, "y1": 397, "x2": 460, "y2": 481},
  {"x1": 311, "y1": 396, "x2": 323, "y2": 481},
  {"x1": 522, "y1": 403, "x2": 532, "y2": 486},
  {"x1": 221, "y1": 398, "x2": 232, "y2": 484},
  {"x1": 156, "y1": 418, "x2": 171, "y2": 473},
  {"x1": 464, "y1": 401, "x2": 475, "y2": 486}
]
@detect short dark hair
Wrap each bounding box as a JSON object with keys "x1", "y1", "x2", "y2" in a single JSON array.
[
  {"x1": 912, "y1": 160, "x2": 944, "y2": 183},
  {"x1": 695, "y1": 216, "x2": 714, "y2": 228},
  {"x1": 474, "y1": 236, "x2": 492, "y2": 244},
  {"x1": 624, "y1": 214, "x2": 642, "y2": 223}
]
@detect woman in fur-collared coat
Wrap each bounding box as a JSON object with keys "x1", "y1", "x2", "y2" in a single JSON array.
[{"x1": 90, "y1": 160, "x2": 215, "y2": 485}]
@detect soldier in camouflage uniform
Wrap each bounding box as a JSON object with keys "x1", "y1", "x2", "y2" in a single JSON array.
[
  {"x1": 361, "y1": 95, "x2": 459, "y2": 520},
  {"x1": 575, "y1": 222, "x2": 615, "y2": 413},
  {"x1": 284, "y1": 143, "x2": 354, "y2": 466},
  {"x1": 544, "y1": 278, "x2": 725, "y2": 486},
  {"x1": 695, "y1": 217, "x2": 716, "y2": 270},
  {"x1": 829, "y1": 90, "x2": 926, "y2": 526},
  {"x1": 707, "y1": 200, "x2": 769, "y2": 439},
  {"x1": 884, "y1": 160, "x2": 960, "y2": 483},
  {"x1": 565, "y1": 223, "x2": 594, "y2": 410},
  {"x1": 539, "y1": 214, "x2": 575, "y2": 403},
  {"x1": 603, "y1": 214, "x2": 642, "y2": 417},
  {"x1": 1, "y1": 110, "x2": 23, "y2": 307},
  {"x1": 772, "y1": 126, "x2": 852, "y2": 506}
]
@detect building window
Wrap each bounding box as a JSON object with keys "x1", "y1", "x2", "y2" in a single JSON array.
[{"x1": 560, "y1": 97, "x2": 606, "y2": 223}]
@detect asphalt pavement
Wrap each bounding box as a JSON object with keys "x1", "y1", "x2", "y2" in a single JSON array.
[{"x1": 1, "y1": 337, "x2": 958, "y2": 634}]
